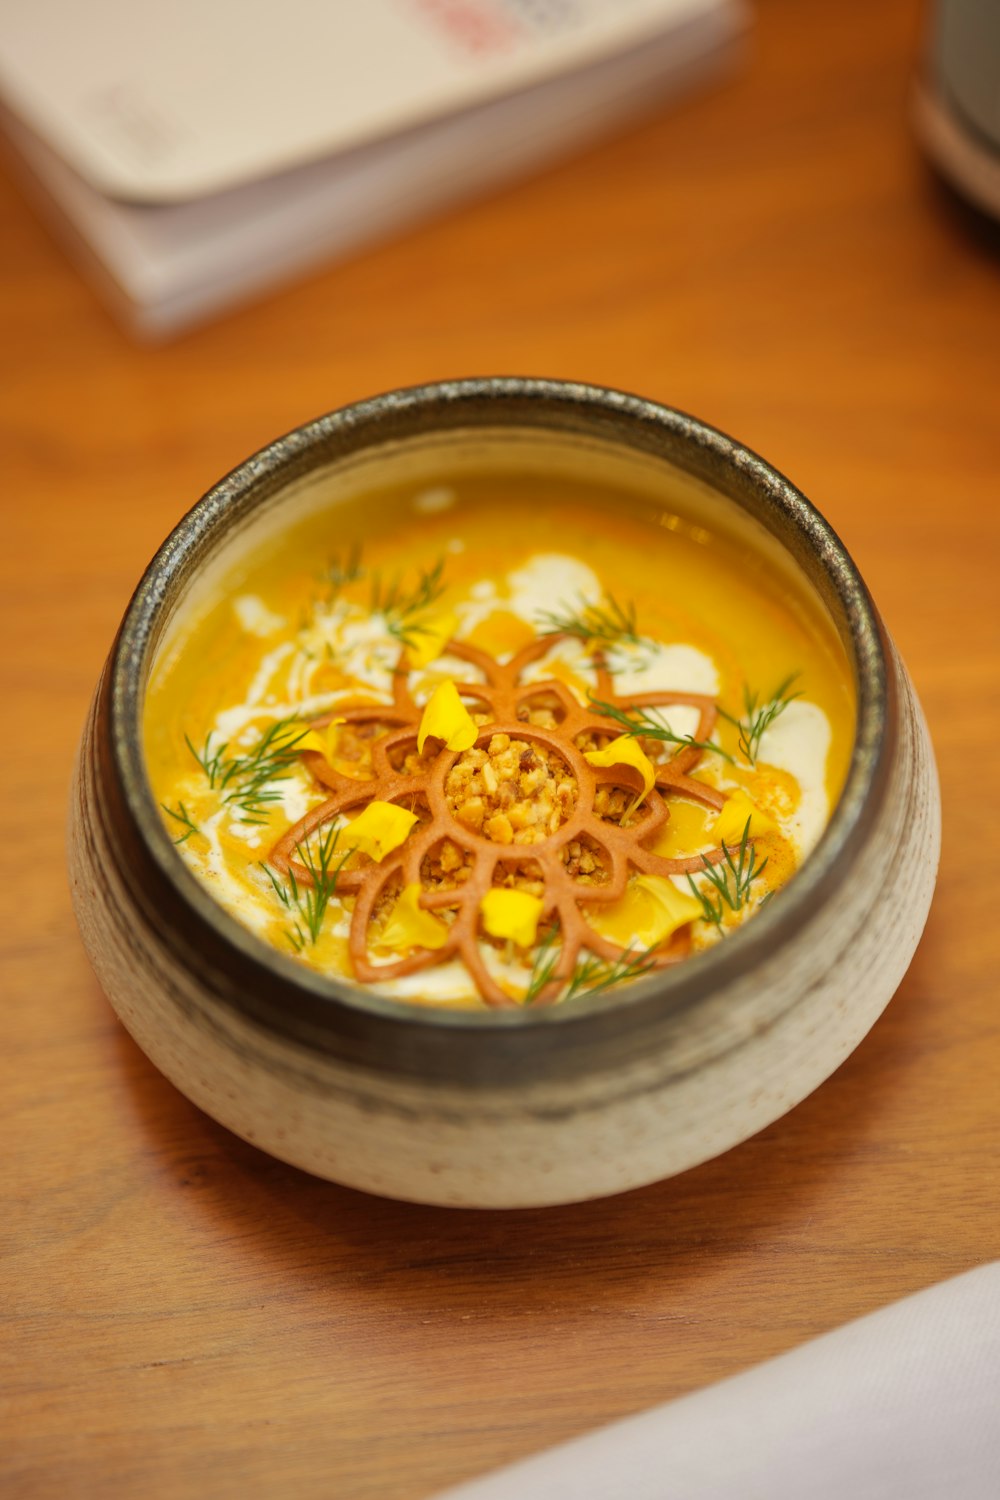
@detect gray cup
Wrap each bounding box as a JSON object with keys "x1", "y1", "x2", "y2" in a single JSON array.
[{"x1": 916, "y1": 1, "x2": 1000, "y2": 219}]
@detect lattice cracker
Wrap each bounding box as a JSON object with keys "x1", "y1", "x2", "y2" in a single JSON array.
[{"x1": 269, "y1": 634, "x2": 730, "y2": 1007}]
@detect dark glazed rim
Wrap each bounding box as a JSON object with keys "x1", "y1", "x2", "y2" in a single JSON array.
[{"x1": 104, "y1": 378, "x2": 891, "y2": 1087}]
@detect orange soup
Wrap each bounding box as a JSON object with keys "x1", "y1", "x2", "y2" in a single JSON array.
[{"x1": 145, "y1": 472, "x2": 854, "y2": 1009}]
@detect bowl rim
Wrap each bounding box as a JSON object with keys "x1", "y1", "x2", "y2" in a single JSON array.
[{"x1": 104, "y1": 377, "x2": 891, "y2": 1071}]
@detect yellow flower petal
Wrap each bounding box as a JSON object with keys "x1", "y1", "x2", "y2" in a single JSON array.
[
  {"x1": 342, "y1": 801, "x2": 418, "y2": 862},
  {"x1": 584, "y1": 735, "x2": 655, "y2": 808},
  {"x1": 712, "y1": 789, "x2": 778, "y2": 847},
  {"x1": 480, "y1": 887, "x2": 544, "y2": 949},
  {"x1": 590, "y1": 874, "x2": 702, "y2": 948},
  {"x1": 405, "y1": 611, "x2": 459, "y2": 669},
  {"x1": 292, "y1": 717, "x2": 345, "y2": 762},
  {"x1": 380, "y1": 883, "x2": 449, "y2": 952},
  {"x1": 417, "y1": 679, "x2": 478, "y2": 754},
  {"x1": 633, "y1": 875, "x2": 703, "y2": 941},
  {"x1": 328, "y1": 756, "x2": 370, "y2": 781}
]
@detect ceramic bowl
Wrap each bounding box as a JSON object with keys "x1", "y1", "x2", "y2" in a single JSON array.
[{"x1": 69, "y1": 378, "x2": 940, "y2": 1208}]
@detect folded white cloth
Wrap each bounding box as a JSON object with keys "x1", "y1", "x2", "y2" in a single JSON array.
[{"x1": 433, "y1": 1262, "x2": 1000, "y2": 1499}]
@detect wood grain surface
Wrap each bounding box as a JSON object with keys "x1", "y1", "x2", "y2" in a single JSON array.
[{"x1": 2, "y1": 2, "x2": 998, "y2": 1496}]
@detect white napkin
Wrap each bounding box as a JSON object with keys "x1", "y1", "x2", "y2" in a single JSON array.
[{"x1": 432, "y1": 1262, "x2": 1000, "y2": 1499}]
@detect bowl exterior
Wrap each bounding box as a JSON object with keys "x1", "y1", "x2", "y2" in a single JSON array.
[
  {"x1": 69, "y1": 639, "x2": 938, "y2": 1209},
  {"x1": 68, "y1": 380, "x2": 941, "y2": 1207}
]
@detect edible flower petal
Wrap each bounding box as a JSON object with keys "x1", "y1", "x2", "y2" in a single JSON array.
[
  {"x1": 713, "y1": 789, "x2": 778, "y2": 846},
  {"x1": 380, "y1": 883, "x2": 450, "y2": 952},
  {"x1": 292, "y1": 717, "x2": 345, "y2": 762},
  {"x1": 342, "y1": 801, "x2": 418, "y2": 861},
  {"x1": 590, "y1": 874, "x2": 702, "y2": 948},
  {"x1": 584, "y1": 734, "x2": 656, "y2": 809},
  {"x1": 632, "y1": 875, "x2": 703, "y2": 943},
  {"x1": 417, "y1": 679, "x2": 478, "y2": 753},
  {"x1": 405, "y1": 611, "x2": 459, "y2": 669},
  {"x1": 480, "y1": 887, "x2": 544, "y2": 949},
  {"x1": 293, "y1": 717, "x2": 369, "y2": 779}
]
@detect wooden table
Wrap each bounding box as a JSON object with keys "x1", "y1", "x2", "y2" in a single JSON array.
[{"x1": 3, "y1": 2, "x2": 998, "y2": 1495}]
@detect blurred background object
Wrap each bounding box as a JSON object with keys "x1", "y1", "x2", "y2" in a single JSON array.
[
  {"x1": 0, "y1": 0, "x2": 746, "y2": 338},
  {"x1": 914, "y1": 0, "x2": 1000, "y2": 221}
]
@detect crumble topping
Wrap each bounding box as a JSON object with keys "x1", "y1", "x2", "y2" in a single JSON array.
[{"x1": 444, "y1": 732, "x2": 578, "y2": 844}]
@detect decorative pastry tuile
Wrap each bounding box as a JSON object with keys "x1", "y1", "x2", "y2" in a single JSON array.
[{"x1": 269, "y1": 634, "x2": 733, "y2": 1008}]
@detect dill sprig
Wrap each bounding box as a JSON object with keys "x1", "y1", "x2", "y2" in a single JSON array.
[
  {"x1": 260, "y1": 824, "x2": 350, "y2": 952},
  {"x1": 186, "y1": 732, "x2": 226, "y2": 788},
  {"x1": 187, "y1": 716, "x2": 309, "y2": 825},
  {"x1": 522, "y1": 929, "x2": 657, "y2": 1005},
  {"x1": 565, "y1": 944, "x2": 658, "y2": 1000},
  {"x1": 522, "y1": 925, "x2": 561, "y2": 1003},
  {"x1": 370, "y1": 555, "x2": 448, "y2": 647},
  {"x1": 718, "y1": 675, "x2": 801, "y2": 766},
  {"x1": 686, "y1": 817, "x2": 768, "y2": 928},
  {"x1": 589, "y1": 697, "x2": 734, "y2": 764},
  {"x1": 535, "y1": 592, "x2": 641, "y2": 650},
  {"x1": 323, "y1": 541, "x2": 365, "y2": 603},
  {"x1": 313, "y1": 546, "x2": 448, "y2": 642},
  {"x1": 161, "y1": 801, "x2": 200, "y2": 844}
]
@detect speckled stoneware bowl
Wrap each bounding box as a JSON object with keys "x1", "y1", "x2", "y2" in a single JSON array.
[{"x1": 69, "y1": 379, "x2": 940, "y2": 1208}]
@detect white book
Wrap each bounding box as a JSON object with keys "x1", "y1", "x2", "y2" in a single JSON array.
[{"x1": 0, "y1": 0, "x2": 746, "y2": 337}]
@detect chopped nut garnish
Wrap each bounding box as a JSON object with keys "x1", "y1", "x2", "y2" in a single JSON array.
[
  {"x1": 563, "y1": 835, "x2": 610, "y2": 885},
  {"x1": 420, "y1": 838, "x2": 473, "y2": 890},
  {"x1": 444, "y1": 732, "x2": 578, "y2": 846}
]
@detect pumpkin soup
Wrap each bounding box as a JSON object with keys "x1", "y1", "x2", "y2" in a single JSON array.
[{"x1": 145, "y1": 472, "x2": 854, "y2": 1009}]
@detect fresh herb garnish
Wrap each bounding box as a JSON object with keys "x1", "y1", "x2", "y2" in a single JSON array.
[
  {"x1": 536, "y1": 592, "x2": 642, "y2": 650},
  {"x1": 185, "y1": 732, "x2": 226, "y2": 788},
  {"x1": 311, "y1": 545, "x2": 448, "y2": 650},
  {"x1": 370, "y1": 556, "x2": 448, "y2": 647},
  {"x1": 522, "y1": 925, "x2": 561, "y2": 1003},
  {"x1": 161, "y1": 801, "x2": 200, "y2": 844},
  {"x1": 718, "y1": 675, "x2": 801, "y2": 766},
  {"x1": 522, "y1": 928, "x2": 657, "y2": 1004},
  {"x1": 324, "y1": 541, "x2": 365, "y2": 604},
  {"x1": 186, "y1": 717, "x2": 309, "y2": 825},
  {"x1": 565, "y1": 944, "x2": 658, "y2": 1000},
  {"x1": 260, "y1": 824, "x2": 351, "y2": 952},
  {"x1": 589, "y1": 697, "x2": 734, "y2": 764},
  {"x1": 686, "y1": 817, "x2": 768, "y2": 928}
]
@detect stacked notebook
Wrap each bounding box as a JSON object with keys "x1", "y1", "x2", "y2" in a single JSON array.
[{"x1": 0, "y1": 0, "x2": 746, "y2": 337}]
